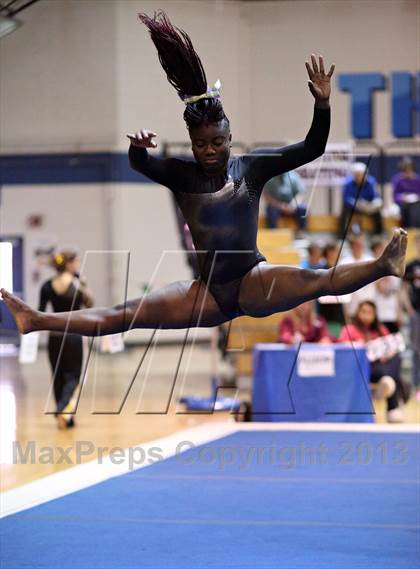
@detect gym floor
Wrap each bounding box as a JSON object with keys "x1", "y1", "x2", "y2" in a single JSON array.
[{"x1": 1, "y1": 344, "x2": 419, "y2": 492}]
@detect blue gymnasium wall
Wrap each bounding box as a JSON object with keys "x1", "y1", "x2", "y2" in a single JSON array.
[{"x1": 1, "y1": 153, "x2": 420, "y2": 187}]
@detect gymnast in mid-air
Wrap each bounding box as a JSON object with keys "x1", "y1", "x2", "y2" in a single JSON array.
[{"x1": 1, "y1": 11, "x2": 407, "y2": 336}]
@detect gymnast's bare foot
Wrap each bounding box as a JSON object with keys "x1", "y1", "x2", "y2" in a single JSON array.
[
  {"x1": 379, "y1": 228, "x2": 407, "y2": 278},
  {"x1": 0, "y1": 289, "x2": 39, "y2": 334}
]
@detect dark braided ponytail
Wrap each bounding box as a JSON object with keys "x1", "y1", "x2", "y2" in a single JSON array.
[{"x1": 138, "y1": 11, "x2": 229, "y2": 130}]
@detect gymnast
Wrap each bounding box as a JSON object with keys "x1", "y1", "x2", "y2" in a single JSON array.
[{"x1": 0, "y1": 11, "x2": 407, "y2": 337}]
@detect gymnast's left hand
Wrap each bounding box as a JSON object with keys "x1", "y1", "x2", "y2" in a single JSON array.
[{"x1": 305, "y1": 54, "x2": 335, "y2": 103}]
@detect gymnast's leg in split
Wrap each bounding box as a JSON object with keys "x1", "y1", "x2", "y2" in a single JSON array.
[
  {"x1": 0, "y1": 279, "x2": 228, "y2": 336},
  {"x1": 0, "y1": 228, "x2": 407, "y2": 336},
  {"x1": 238, "y1": 228, "x2": 407, "y2": 318}
]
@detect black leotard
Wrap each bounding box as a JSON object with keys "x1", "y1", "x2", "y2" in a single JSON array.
[
  {"x1": 39, "y1": 280, "x2": 84, "y2": 413},
  {"x1": 39, "y1": 280, "x2": 84, "y2": 313},
  {"x1": 129, "y1": 106, "x2": 330, "y2": 319}
]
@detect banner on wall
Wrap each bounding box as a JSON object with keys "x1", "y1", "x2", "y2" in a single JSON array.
[{"x1": 296, "y1": 142, "x2": 355, "y2": 188}]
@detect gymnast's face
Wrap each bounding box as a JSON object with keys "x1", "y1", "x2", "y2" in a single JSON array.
[{"x1": 189, "y1": 120, "x2": 231, "y2": 176}]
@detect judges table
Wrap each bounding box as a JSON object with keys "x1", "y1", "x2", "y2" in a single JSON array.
[{"x1": 252, "y1": 343, "x2": 374, "y2": 423}]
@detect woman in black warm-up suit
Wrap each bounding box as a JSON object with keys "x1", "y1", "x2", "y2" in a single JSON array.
[{"x1": 38, "y1": 251, "x2": 93, "y2": 429}]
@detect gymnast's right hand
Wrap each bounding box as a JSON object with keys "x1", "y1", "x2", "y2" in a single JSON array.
[{"x1": 126, "y1": 129, "x2": 157, "y2": 148}]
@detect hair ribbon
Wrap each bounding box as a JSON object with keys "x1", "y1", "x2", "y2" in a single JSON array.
[{"x1": 182, "y1": 79, "x2": 221, "y2": 105}]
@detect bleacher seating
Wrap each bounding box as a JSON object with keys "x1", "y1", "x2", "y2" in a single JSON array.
[
  {"x1": 258, "y1": 213, "x2": 400, "y2": 233},
  {"x1": 228, "y1": 312, "x2": 289, "y2": 375},
  {"x1": 407, "y1": 228, "x2": 420, "y2": 262}
]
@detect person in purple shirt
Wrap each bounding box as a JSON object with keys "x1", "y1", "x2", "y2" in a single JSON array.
[
  {"x1": 339, "y1": 162, "x2": 383, "y2": 236},
  {"x1": 392, "y1": 157, "x2": 420, "y2": 228}
]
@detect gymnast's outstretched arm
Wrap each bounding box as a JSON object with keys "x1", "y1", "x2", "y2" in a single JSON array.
[{"x1": 127, "y1": 129, "x2": 190, "y2": 191}]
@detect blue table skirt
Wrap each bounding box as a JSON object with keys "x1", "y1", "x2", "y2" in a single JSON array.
[{"x1": 252, "y1": 344, "x2": 374, "y2": 423}]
